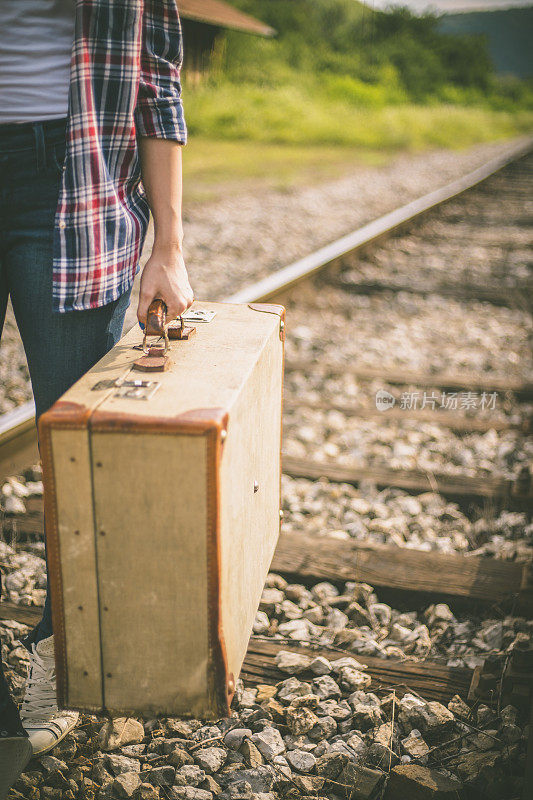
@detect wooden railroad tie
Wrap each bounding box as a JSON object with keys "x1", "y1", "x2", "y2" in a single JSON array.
[
  {"x1": 2, "y1": 508, "x2": 532, "y2": 614},
  {"x1": 284, "y1": 358, "x2": 533, "y2": 403},
  {"x1": 284, "y1": 396, "x2": 530, "y2": 434},
  {"x1": 271, "y1": 532, "x2": 533, "y2": 615},
  {"x1": 282, "y1": 455, "x2": 533, "y2": 511},
  {"x1": 244, "y1": 638, "x2": 473, "y2": 704},
  {"x1": 0, "y1": 601, "x2": 472, "y2": 704},
  {"x1": 328, "y1": 276, "x2": 533, "y2": 310}
]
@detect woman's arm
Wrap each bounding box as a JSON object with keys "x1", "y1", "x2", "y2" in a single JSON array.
[{"x1": 136, "y1": 137, "x2": 193, "y2": 324}]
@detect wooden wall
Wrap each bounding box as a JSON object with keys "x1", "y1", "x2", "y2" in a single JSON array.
[{"x1": 181, "y1": 20, "x2": 221, "y2": 84}]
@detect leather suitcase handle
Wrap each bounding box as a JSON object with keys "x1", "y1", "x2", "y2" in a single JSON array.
[{"x1": 145, "y1": 299, "x2": 167, "y2": 336}]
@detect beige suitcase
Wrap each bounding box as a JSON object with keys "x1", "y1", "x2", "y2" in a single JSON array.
[{"x1": 39, "y1": 301, "x2": 284, "y2": 719}]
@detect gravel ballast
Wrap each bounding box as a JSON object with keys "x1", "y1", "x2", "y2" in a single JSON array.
[{"x1": 0, "y1": 137, "x2": 529, "y2": 413}]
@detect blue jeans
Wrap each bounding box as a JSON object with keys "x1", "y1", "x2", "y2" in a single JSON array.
[{"x1": 0, "y1": 118, "x2": 132, "y2": 644}]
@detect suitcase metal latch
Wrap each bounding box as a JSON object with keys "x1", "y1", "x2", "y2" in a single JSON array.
[{"x1": 91, "y1": 378, "x2": 160, "y2": 400}]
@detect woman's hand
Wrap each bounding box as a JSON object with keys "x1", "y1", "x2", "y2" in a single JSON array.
[
  {"x1": 137, "y1": 243, "x2": 194, "y2": 324},
  {"x1": 136, "y1": 137, "x2": 191, "y2": 323}
]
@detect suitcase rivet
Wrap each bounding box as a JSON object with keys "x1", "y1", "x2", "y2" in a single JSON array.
[
  {"x1": 74, "y1": 530, "x2": 80, "y2": 536},
  {"x1": 96, "y1": 462, "x2": 103, "y2": 468},
  {"x1": 220, "y1": 429, "x2": 227, "y2": 442},
  {"x1": 227, "y1": 674, "x2": 235, "y2": 694},
  {"x1": 279, "y1": 509, "x2": 284, "y2": 519},
  {"x1": 83, "y1": 671, "x2": 88, "y2": 676},
  {"x1": 253, "y1": 481, "x2": 259, "y2": 493},
  {"x1": 106, "y1": 673, "x2": 112, "y2": 678},
  {"x1": 70, "y1": 456, "x2": 76, "y2": 463},
  {"x1": 280, "y1": 320, "x2": 285, "y2": 331},
  {"x1": 99, "y1": 530, "x2": 106, "y2": 537},
  {"x1": 78, "y1": 605, "x2": 83, "y2": 611}
]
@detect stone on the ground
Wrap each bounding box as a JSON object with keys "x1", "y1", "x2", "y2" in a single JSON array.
[
  {"x1": 447, "y1": 694, "x2": 470, "y2": 720},
  {"x1": 239, "y1": 688, "x2": 258, "y2": 708},
  {"x1": 337, "y1": 666, "x2": 372, "y2": 691},
  {"x1": 174, "y1": 766, "x2": 206, "y2": 787},
  {"x1": 262, "y1": 697, "x2": 286, "y2": 723},
  {"x1": 453, "y1": 750, "x2": 501, "y2": 783},
  {"x1": 98, "y1": 717, "x2": 145, "y2": 751},
  {"x1": 399, "y1": 695, "x2": 454, "y2": 739},
  {"x1": 331, "y1": 657, "x2": 367, "y2": 673},
  {"x1": 312, "y1": 582, "x2": 339, "y2": 602},
  {"x1": 415, "y1": 702, "x2": 455, "y2": 739},
  {"x1": 113, "y1": 772, "x2": 142, "y2": 799},
  {"x1": 345, "y1": 732, "x2": 366, "y2": 757},
  {"x1": 240, "y1": 738, "x2": 264, "y2": 767},
  {"x1": 145, "y1": 766, "x2": 176, "y2": 787},
  {"x1": 277, "y1": 677, "x2": 312, "y2": 703},
  {"x1": 291, "y1": 774, "x2": 325, "y2": 794},
  {"x1": 312, "y1": 675, "x2": 341, "y2": 699},
  {"x1": 40, "y1": 755, "x2": 68, "y2": 776},
  {"x1": 285, "y1": 705, "x2": 319, "y2": 735},
  {"x1": 106, "y1": 754, "x2": 141, "y2": 775},
  {"x1": 309, "y1": 656, "x2": 332, "y2": 675},
  {"x1": 255, "y1": 684, "x2": 277, "y2": 702},
  {"x1": 315, "y1": 752, "x2": 350, "y2": 779},
  {"x1": 228, "y1": 767, "x2": 274, "y2": 793},
  {"x1": 349, "y1": 692, "x2": 383, "y2": 730},
  {"x1": 195, "y1": 748, "x2": 227, "y2": 774},
  {"x1": 366, "y1": 721, "x2": 400, "y2": 769},
  {"x1": 260, "y1": 588, "x2": 284, "y2": 612},
  {"x1": 134, "y1": 784, "x2": 160, "y2": 800},
  {"x1": 286, "y1": 748, "x2": 317, "y2": 773},
  {"x1": 253, "y1": 611, "x2": 270, "y2": 634},
  {"x1": 309, "y1": 714, "x2": 337, "y2": 740},
  {"x1": 337, "y1": 762, "x2": 386, "y2": 800},
  {"x1": 401, "y1": 729, "x2": 430, "y2": 762},
  {"x1": 317, "y1": 698, "x2": 352, "y2": 721},
  {"x1": 122, "y1": 744, "x2": 146, "y2": 758},
  {"x1": 3, "y1": 494, "x2": 26, "y2": 514},
  {"x1": 275, "y1": 650, "x2": 312, "y2": 674},
  {"x1": 250, "y1": 727, "x2": 285, "y2": 759},
  {"x1": 202, "y1": 775, "x2": 221, "y2": 795},
  {"x1": 171, "y1": 789, "x2": 213, "y2": 800},
  {"x1": 425, "y1": 604, "x2": 455, "y2": 627},
  {"x1": 224, "y1": 728, "x2": 252, "y2": 750},
  {"x1": 168, "y1": 746, "x2": 195, "y2": 768},
  {"x1": 384, "y1": 764, "x2": 462, "y2": 799},
  {"x1": 226, "y1": 779, "x2": 253, "y2": 799}
]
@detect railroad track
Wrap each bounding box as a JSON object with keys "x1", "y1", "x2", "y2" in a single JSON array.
[{"x1": 1, "y1": 138, "x2": 532, "y2": 798}]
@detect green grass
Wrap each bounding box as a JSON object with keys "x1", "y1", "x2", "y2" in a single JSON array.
[
  {"x1": 182, "y1": 138, "x2": 389, "y2": 203},
  {"x1": 180, "y1": 82, "x2": 533, "y2": 202},
  {"x1": 184, "y1": 82, "x2": 533, "y2": 149}
]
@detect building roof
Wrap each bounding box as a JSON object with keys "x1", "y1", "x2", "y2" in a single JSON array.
[{"x1": 179, "y1": 0, "x2": 276, "y2": 36}]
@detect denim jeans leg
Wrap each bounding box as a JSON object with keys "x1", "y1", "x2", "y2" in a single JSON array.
[{"x1": 0, "y1": 119, "x2": 133, "y2": 647}]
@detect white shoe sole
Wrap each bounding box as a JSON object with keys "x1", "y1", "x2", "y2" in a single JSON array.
[
  {"x1": 26, "y1": 712, "x2": 79, "y2": 757},
  {"x1": 0, "y1": 737, "x2": 33, "y2": 800}
]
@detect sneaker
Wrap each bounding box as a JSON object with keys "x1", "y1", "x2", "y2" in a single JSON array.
[
  {"x1": 20, "y1": 636, "x2": 79, "y2": 756},
  {"x1": 0, "y1": 652, "x2": 32, "y2": 800}
]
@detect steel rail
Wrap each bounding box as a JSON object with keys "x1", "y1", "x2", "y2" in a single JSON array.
[
  {"x1": 0, "y1": 401, "x2": 38, "y2": 484},
  {"x1": 0, "y1": 135, "x2": 532, "y2": 481},
  {"x1": 226, "y1": 135, "x2": 533, "y2": 303}
]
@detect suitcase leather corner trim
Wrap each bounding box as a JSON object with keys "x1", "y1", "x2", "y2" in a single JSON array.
[
  {"x1": 247, "y1": 303, "x2": 285, "y2": 341},
  {"x1": 39, "y1": 405, "x2": 233, "y2": 717},
  {"x1": 38, "y1": 401, "x2": 89, "y2": 711}
]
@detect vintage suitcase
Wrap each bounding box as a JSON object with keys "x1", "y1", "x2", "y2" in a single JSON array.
[{"x1": 39, "y1": 300, "x2": 284, "y2": 719}]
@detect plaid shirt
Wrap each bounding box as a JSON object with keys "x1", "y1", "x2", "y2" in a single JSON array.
[{"x1": 54, "y1": 0, "x2": 187, "y2": 312}]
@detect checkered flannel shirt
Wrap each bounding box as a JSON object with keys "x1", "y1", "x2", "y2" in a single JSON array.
[{"x1": 54, "y1": 0, "x2": 187, "y2": 312}]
